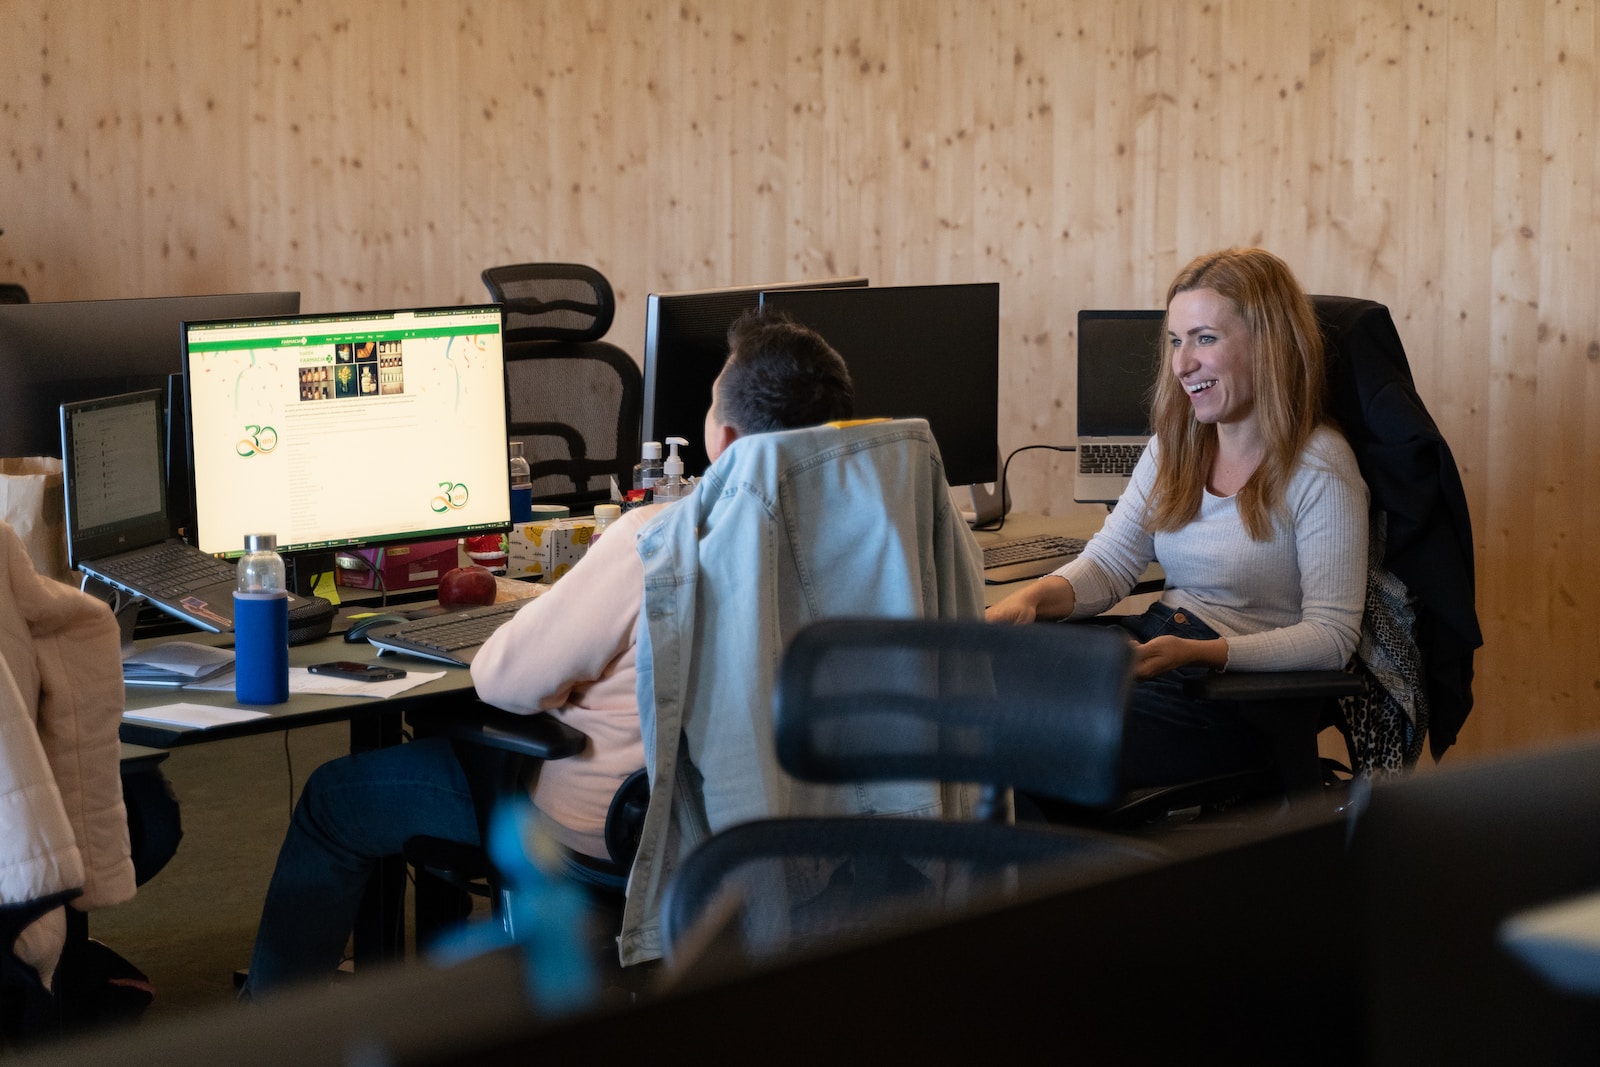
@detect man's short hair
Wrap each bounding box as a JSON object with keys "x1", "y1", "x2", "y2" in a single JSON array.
[{"x1": 717, "y1": 308, "x2": 855, "y2": 434}]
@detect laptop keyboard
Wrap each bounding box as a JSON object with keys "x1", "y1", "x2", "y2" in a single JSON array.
[
  {"x1": 379, "y1": 601, "x2": 523, "y2": 656},
  {"x1": 98, "y1": 543, "x2": 237, "y2": 599},
  {"x1": 1078, "y1": 443, "x2": 1143, "y2": 476}
]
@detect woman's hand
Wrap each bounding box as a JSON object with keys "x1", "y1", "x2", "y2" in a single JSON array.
[
  {"x1": 984, "y1": 575, "x2": 1076, "y2": 625},
  {"x1": 1131, "y1": 634, "x2": 1229, "y2": 680}
]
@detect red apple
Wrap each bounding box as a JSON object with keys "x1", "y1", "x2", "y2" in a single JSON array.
[{"x1": 438, "y1": 565, "x2": 497, "y2": 609}]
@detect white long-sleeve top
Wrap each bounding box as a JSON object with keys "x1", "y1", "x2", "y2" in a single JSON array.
[{"x1": 1057, "y1": 426, "x2": 1368, "y2": 672}]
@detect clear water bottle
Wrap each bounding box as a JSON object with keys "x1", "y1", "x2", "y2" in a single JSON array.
[
  {"x1": 632, "y1": 441, "x2": 663, "y2": 491},
  {"x1": 234, "y1": 533, "x2": 289, "y2": 704},
  {"x1": 509, "y1": 440, "x2": 533, "y2": 523}
]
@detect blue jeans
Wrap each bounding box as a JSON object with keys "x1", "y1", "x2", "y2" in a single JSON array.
[
  {"x1": 244, "y1": 736, "x2": 479, "y2": 997},
  {"x1": 1097, "y1": 603, "x2": 1272, "y2": 789}
]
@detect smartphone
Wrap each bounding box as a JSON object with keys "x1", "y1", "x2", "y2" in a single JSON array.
[{"x1": 307, "y1": 661, "x2": 407, "y2": 682}]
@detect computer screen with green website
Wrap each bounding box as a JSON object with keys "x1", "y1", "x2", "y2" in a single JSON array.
[{"x1": 181, "y1": 305, "x2": 511, "y2": 561}]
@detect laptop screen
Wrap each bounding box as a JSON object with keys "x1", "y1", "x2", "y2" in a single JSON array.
[
  {"x1": 1076, "y1": 310, "x2": 1166, "y2": 438},
  {"x1": 182, "y1": 305, "x2": 511, "y2": 558},
  {"x1": 60, "y1": 389, "x2": 171, "y2": 569}
]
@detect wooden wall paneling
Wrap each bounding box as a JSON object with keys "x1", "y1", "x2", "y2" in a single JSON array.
[
  {"x1": 726, "y1": 3, "x2": 785, "y2": 291},
  {"x1": 1481, "y1": 3, "x2": 1548, "y2": 751},
  {"x1": 1168, "y1": 2, "x2": 1225, "y2": 291},
  {"x1": 1532, "y1": 0, "x2": 1598, "y2": 737},
  {"x1": 0, "y1": 1, "x2": 42, "y2": 289},
  {"x1": 1420, "y1": 0, "x2": 1495, "y2": 523},
  {"x1": 142, "y1": 2, "x2": 258, "y2": 301}
]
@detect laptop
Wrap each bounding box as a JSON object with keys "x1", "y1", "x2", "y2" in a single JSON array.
[
  {"x1": 60, "y1": 389, "x2": 305, "y2": 632},
  {"x1": 1074, "y1": 310, "x2": 1166, "y2": 503}
]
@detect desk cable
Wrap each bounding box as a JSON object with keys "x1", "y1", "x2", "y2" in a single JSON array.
[{"x1": 971, "y1": 443, "x2": 1077, "y2": 535}]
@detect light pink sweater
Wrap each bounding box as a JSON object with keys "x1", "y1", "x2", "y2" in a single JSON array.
[{"x1": 470, "y1": 505, "x2": 657, "y2": 860}]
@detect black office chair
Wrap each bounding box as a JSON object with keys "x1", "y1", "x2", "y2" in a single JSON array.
[
  {"x1": 402, "y1": 703, "x2": 650, "y2": 994},
  {"x1": 659, "y1": 618, "x2": 1168, "y2": 968},
  {"x1": 481, "y1": 263, "x2": 642, "y2": 510},
  {"x1": 0, "y1": 283, "x2": 27, "y2": 305},
  {"x1": 1104, "y1": 295, "x2": 1482, "y2": 825}
]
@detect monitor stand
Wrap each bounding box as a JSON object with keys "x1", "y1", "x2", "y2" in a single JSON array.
[{"x1": 955, "y1": 446, "x2": 1007, "y2": 527}]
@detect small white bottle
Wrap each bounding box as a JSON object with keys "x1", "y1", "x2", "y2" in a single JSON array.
[
  {"x1": 632, "y1": 441, "x2": 663, "y2": 491},
  {"x1": 591, "y1": 503, "x2": 622, "y2": 544}
]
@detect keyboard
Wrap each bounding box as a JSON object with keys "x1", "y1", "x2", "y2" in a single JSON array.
[
  {"x1": 981, "y1": 534, "x2": 1087, "y2": 584},
  {"x1": 94, "y1": 542, "x2": 237, "y2": 599},
  {"x1": 1078, "y1": 443, "x2": 1143, "y2": 477},
  {"x1": 364, "y1": 600, "x2": 524, "y2": 667}
]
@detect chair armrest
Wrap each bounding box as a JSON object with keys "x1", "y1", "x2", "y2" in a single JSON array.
[
  {"x1": 1185, "y1": 670, "x2": 1365, "y2": 703},
  {"x1": 409, "y1": 701, "x2": 589, "y2": 761}
]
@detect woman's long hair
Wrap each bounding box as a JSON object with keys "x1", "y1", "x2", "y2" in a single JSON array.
[{"x1": 1144, "y1": 248, "x2": 1326, "y2": 541}]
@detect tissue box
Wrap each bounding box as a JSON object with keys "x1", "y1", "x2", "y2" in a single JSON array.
[
  {"x1": 336, "y1": 539, "x2": 462, "y2": 590},
  {"x1": 507, "y1": 518, "x2": 597, "y2": 581}
]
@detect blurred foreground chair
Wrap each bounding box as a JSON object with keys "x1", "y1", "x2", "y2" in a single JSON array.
[
  {"x1": 482, "y1": 263, "x2": 641, "y2": 510},
  {"x1": 403, "y1": 704, "x2": 650, "y2": 997},
  {"x1": 660, "y1": 618, "x2": 1167, "y2": 970},
  {"x1": 0, "y1": 283, "x2": 27, "y2": 304},
  {"x1": 1102, "y1": 295, "x2": 1482, "y2": 827}
]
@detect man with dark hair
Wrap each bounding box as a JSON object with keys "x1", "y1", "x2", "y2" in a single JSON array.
[
  {"x1": 712, "y1": 309, "x2": 856, "y2": 435},
  {"x1": 243, "y1": 308, "x2": 867, "y2": 996}
]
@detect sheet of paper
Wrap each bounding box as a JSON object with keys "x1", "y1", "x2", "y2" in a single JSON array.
[
  {"x1": 183, "y1": 667, "x2": 446, "y2": 699},
  {"x1": 122, "y1": 703, "x2": 271, "y2": 730}
]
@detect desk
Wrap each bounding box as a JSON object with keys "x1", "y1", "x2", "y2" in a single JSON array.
[
  {"x1": 119, "y1": 632, "x2": 477, "y2": 749},
  {"x1": 119, "y1": 625, "x2": 490, "y2": 966}
]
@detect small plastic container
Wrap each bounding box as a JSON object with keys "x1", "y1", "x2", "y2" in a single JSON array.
[{"x1": 591, "y1": 503, "x2": 622, "y2": 543}]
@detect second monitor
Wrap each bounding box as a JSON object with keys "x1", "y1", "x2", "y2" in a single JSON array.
[{"x1": 758, "y1": 283, "x2": 1000, "y2": 489}]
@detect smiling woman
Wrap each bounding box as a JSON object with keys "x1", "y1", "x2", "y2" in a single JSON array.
[{"x1": 986, "y1": 248, "x2": 1368, "y2": 790}]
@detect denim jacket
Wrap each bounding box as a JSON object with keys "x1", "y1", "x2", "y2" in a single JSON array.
[{"x1": 619, "y1": 419, "x2": 986, "y2": 964}]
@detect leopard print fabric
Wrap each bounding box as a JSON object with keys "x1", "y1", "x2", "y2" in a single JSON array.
[{"x1": 1338, "y1": 512, "x2": 1428, "y2": 776}]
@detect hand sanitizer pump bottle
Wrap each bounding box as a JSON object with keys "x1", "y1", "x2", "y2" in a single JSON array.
[
  {"x1": 235, "y1": 533, "x2": 290, "y2": 704},
  {"x1": 656, "y1": 437, "x2": 691, "y2": 501}
]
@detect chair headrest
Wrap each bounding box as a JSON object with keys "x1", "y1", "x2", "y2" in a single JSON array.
[{"x1": 481, "y1": 262, "x2": 615, "y2": 343}]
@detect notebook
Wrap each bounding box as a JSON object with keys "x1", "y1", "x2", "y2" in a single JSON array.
[
  {"x1": 1074, "y1": 310, "x2": 1166, "y2": 504},
  {"x1": 60, "y1": 389, "x2": 306, "y2": 632}
]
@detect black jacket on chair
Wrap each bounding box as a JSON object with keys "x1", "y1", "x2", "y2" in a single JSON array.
[{"x1": 1314, "y1": 295, "x2": 1483, "y2": 759}]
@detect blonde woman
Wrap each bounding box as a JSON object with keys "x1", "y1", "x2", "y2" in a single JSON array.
[{"x1": 989, "y1": 248, "x2": 1367, "y2": 787}]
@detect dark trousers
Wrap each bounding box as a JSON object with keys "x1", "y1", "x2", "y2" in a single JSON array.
[{"x1": 1097, "y1": 602, "x2": 1272, "y2": 789}]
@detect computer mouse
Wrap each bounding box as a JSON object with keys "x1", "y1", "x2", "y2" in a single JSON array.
[{"x1": 343, "y1": 613, "x2": 409, "y2": 643}]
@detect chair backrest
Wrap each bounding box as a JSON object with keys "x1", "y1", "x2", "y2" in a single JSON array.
[
  {"x1": 482, "y1": 264, "x2": 642, "y2": 507},
  {"x1": 776, "y1": 618, "x2": 1136, "y2": 815},
  {"x1": 1311, "y1": 296, "x2": 1481, "y2": 761},
  {"x1": 482, "y1": 262, "x2": 614, "y2": 342}
]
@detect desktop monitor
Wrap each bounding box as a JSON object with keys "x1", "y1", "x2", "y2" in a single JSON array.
[
  {"x1": 0, "y1": 291, "x2": 301, "y2": 459},
  {"x1": 759, "y1": 283, "x2": 1001, "y2": 488},
  {"x1": 641, "y1": 276, "x2": 867, "y2": 476},
  {"x1": 181, "y1": 305, "x2": 511, "y2": 579}
]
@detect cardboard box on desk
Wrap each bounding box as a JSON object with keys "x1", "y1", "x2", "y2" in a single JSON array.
[
  {"x1": 335, "y1": 539, "x2": 462, "y2": 590},
  {"x1": 507, "y1": 518, "x2": 596, "y2": 581}
]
